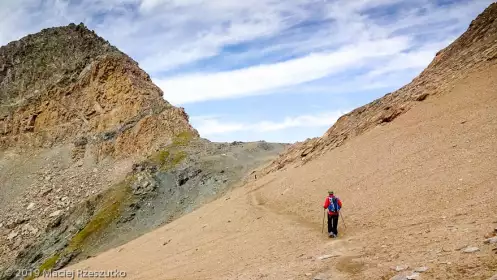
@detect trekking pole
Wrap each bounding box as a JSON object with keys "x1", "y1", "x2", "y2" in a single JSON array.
[
  {"x1": 340, "y1": 211, "x2": 347, "y2": 229},
  {"x1": 321, "y1": 209, "x2": 326, "y2": 233}
]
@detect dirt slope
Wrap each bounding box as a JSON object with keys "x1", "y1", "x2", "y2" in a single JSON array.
[
  {"x1": 52, "y1": 55, "x2": 497, "y2": 280},
  {"x1": 45, "y1": 6, "x2": 497, "y2": 280}
]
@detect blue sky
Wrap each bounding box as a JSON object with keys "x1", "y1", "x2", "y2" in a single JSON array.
[{"x1": 0, "y1": 0, "x2": 493, "y2": 143}]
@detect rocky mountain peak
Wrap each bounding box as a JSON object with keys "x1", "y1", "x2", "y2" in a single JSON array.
[
  {"x1": 0, "y1": 22, "x2": 119, "y2": 102},
  {"x1": 0, "y1": 22, "x2": 198, "y2": 159}
]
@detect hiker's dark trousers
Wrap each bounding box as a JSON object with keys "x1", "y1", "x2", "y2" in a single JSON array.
[{"x1": 328, "y1": 214, "x2": 339, "y2": 235}]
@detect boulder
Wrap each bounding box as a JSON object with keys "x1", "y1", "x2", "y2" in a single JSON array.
[
  {"x1": 49, "y1": 210, "x2": 63, "y2": 217},
  {"x1": 462, "y1": 246, "x2": 480, "y2": 253},
  {"x1": 7, "y1": 231, "x2": 19, "y2": 240}
]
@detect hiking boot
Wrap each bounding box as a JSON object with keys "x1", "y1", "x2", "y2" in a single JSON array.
[{"x1": 328, "y1": 232, "x2": 334, "y2": 238}]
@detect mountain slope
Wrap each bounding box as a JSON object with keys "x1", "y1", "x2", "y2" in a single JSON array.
[
  {"x1": 0, "y1": 23, "x2": 198, "y2": 274},
  {"x1": 263, "y1": 2, "x2": 497, "y2": 174},
  {"x1": 53, "y1": 4, "x2": 497, "y2": 280},
  {"x1": 0, "y1": 24, "x2": 287, "y2": 279},
  {"x1": 0, "y1": 22, "x2": 198, "y2": 157}
]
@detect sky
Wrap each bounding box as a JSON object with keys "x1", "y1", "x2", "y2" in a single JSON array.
[{"x1": 0, "y1": 0, "x2": 493, "y2": 143}]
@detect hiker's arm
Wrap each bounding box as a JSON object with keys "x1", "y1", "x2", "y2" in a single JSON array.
[
  {"x1": 338, "y1": 199, "x2": 342, "y2": 208},
  {"x1": 323, "y1": 198, "x2": 329, "y2": 209}
]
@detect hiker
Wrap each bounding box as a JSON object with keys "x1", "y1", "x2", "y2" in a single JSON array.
[{"x1": 323, "y1": 191, "x2": 342, "y2": 238}]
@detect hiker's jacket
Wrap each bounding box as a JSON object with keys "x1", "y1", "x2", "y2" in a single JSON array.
[{"x1": 323, "y1": 195, "x2": 342, "y2": 215}]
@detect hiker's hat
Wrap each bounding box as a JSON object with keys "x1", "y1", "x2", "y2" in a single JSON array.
[{"x1": 328, "y1": 190, "x2": 334, "y2": 194}]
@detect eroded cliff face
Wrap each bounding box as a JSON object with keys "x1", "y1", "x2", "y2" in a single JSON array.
[
  {"x1": 263, "y1": 3, "x2": 497, "y2": 174},
  {"x1": 0, "y1": 23, "x2": 198, "y2": 160}
]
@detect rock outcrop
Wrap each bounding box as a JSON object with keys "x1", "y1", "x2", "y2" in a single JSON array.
[
  {"x1": 262, "y1": 3, "x2": 497, "y2": 174},
  {"x1": 0, "y1": 23, "x2": 198, "y2": 159}
]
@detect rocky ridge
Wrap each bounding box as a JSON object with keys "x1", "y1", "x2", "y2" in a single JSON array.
[
  {"x1": 0, "y1": 22, "x2": 198, "y2": 159},
  {"x1": 262, "y1": 3, "x2": 497, "y2": 174}
]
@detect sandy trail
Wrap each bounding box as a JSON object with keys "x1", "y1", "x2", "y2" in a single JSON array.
[{"x1": 43, "y1": 65, "x2": 497, "y2": 279}]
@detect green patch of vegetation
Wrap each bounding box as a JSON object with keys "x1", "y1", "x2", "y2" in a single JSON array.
[
  {"x1": 164, "y1": 150, "x2": 187, "y2": 170},
  {"x1": 67, "y1": 182, "x2": 131, "y2": 252},
  {"x1": 28, "y1": 177, "x2": 134, "y2": 277},
  {"x1": 152, "y1": 150, "x2": 171, "y2": 166},
  {"x1": 172, "y1": 151, "x2": 187, "y2": 165},
  {"x1": 25, "y1": 254, "x2": 59, "y2": 280},
  {"x1": 38, "y1": 254, "x2": 59, "y2": 272},
  {"x1": 148, "y1": 131, "x2": 193, "y2": 170},
  {"x1": 172, "y1": 131, "x2": 194, "y2": 146},
  {"x1": 151, "y1": 149, "x2": 187, "y2": 171}
]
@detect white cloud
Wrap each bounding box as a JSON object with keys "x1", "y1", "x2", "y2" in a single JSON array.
[
  {"x1": 257, "y1": 111, "x2": 347, "y2": 132},
  {"x1": 364, "y1": 40, "x2": 450, "y2": 79},
  {"x1": 191, "y1": 110, "x2": 348, "y2": 137},
  {"x1": 151, "y1": 0, "x2": 492, "y2": 104},
  {"x1": 157, "y1": 37, "x2": 411, "y2": 104},
  {"x1": 190, "y1": 116, "x2": 245, "y2": 135},
  {"x1": 1, "y1": 0, "x2": 491, "y2": 80},
  {"x1": 110, "y1": 0, "x2": 315, "y2": 72},
  {"x1": 251, "y1": 40, "x2": 448, "y2": 98},
  {"x1": 0, "y1": 1, "x2": 305, "y2": 67}
]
